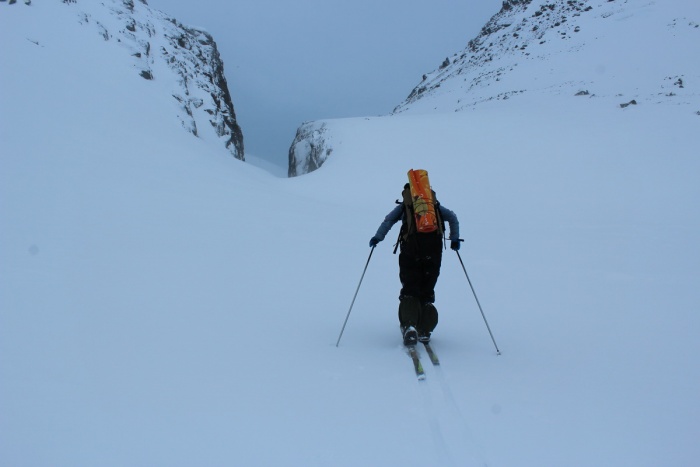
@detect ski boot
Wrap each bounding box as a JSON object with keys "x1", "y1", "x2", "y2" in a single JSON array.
[
  {"x1": 418, "y1": 330, "x2": 431, "y2": 343},
  {"x1": 402, "y1": 325, "x2": 418, "y2": 346}
]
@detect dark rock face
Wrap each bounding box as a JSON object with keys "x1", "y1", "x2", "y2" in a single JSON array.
[{"x1": 160, "y1": 24, "x2": 244, "y2": 159}]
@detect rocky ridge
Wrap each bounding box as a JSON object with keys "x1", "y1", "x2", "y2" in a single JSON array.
[
  {"x1": 3, "y1": 0, "x2": 245, "y2": 159},
  {"x1": 393, "y1": 0, "x2": 698, "y2": 113}
]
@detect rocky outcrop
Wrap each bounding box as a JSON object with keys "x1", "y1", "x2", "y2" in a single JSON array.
[
  {"x1": 62, "y1": 0, "x2": 244, "y2": 159},
  {"x1": 288, "y1": 122, "x2": 332, "y2": 177},
  {"x1": 160, "y1": 24, "x2": 244, "y2": 159}
]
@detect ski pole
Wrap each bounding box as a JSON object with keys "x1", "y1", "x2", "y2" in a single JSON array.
[
  {"x1": 336, "y1": 246, "x2": 375, "y2": 347},
  {"x1": 455, "y1": 250, "x2": 501, "y2": 355}
]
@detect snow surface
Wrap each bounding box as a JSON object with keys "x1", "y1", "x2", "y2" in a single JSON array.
[{"x1": 1, "y1": 1, "x2": 699, "y2": 466}]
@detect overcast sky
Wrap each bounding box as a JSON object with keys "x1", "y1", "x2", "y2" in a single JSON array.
[{"x1": 146, "y1": 0, "x2": 503, "y2": 166}]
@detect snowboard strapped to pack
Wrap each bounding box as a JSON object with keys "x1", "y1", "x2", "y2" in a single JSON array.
[
  {"x1": 407, "y1": 169, "x2": 439, "y2": 233},
  {"x1": 393, "y1": 169, "x2": 445, "y2": 253}
]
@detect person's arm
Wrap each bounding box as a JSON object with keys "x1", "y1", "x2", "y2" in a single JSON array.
[
  {"x1": 438, "y1": 205, "x2": 459, "y2": 241},
  {"x1": 369, "y1": 204, "x2": 403, "y2": 246}
]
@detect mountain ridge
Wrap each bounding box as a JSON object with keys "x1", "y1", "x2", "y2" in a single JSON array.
[
  {"x1": 289, "y1": 0, "x2": 698, "y2": 176},
  {"x1": 394, "y1": 0, "x2": 698, "y2": 114}
]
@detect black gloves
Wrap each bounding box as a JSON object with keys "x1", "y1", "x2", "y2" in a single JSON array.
[{"x1": 369, "y1": 237, "x2": 380, "y2": 247}]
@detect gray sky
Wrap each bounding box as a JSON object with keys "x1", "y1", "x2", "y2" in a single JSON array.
[{"x1": 146, "y1": 0, "x2": 503, "y2": 166}]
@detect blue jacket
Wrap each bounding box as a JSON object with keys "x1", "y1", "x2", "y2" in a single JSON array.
[{"x1": 373, "y1": 203, "x2": 459, "y2": 242}]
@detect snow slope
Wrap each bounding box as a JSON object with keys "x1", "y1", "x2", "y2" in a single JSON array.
[
  {"x1": 395, "y1": 0, "x2": 700, "y2": 114},
  {"x1": 2, "y1": 1, "x2": 699, "y2": 466}
]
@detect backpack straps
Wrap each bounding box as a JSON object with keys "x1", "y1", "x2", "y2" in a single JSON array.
[
  {"x1": 393, "y1": 186, "x2": 446, "y2": 254},
  {"x1": 393, "y1": 196, "x2": 406, "y2": 254}
]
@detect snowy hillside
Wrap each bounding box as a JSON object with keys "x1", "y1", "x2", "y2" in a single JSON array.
[
  {"x1": 2, "y1": 1, "x2": 700, "y2": 466},
  {"x1": 0, "y1": 0, "x2": 243, "y2": 159},
  {"x1": 394, "y1": 0, "x2": 699, "y2": 114},
  {"x1": 290, "y1": 0, "x2": 699, "y2": 176}
]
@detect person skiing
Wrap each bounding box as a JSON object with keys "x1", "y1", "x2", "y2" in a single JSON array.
[{"x1": 369, "y1": 171, "x2": 460, "y2": 346}]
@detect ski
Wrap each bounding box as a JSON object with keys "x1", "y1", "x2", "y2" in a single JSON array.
[
  {"x1": 422, "y1": 342, "x2": 440, "y2": 366},
  {"x1": 406, "y1": 345, "x2": 426, "y2": 380}
]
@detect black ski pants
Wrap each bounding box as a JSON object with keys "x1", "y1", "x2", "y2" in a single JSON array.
[{"x1": 397, "y1": 233, "x2": 442, "y2": 331}]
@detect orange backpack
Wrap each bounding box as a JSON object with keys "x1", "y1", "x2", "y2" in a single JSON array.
[{"x1": 407, "y1": 169, "x2": 439, "y2": 233}]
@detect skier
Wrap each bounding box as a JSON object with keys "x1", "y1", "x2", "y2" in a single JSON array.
[{"x1": 369, "y1": 180, "x2": 460, "y2": 346}]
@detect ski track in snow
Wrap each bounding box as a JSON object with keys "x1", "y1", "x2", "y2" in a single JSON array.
[
  {"x1": 413, "y1": 345, "x2": 490, "y2": 467},
  {"x1": 418, "y1": 375, "x2": 454, "y2": 466}
]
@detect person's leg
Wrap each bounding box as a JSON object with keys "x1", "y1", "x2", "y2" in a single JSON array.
[{"x1": 415, "y1": 235, "x2": 443, "y2": 338}]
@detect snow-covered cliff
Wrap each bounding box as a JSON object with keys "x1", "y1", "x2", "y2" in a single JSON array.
[{"x1": 2, "y1": 0, "x2": 244, "y2": 159}]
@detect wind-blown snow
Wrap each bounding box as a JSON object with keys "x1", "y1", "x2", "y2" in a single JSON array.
[{"x1": 1, "y1": 1, "x2": 699, "y2": 466}]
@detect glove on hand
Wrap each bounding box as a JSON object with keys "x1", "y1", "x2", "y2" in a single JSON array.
[
  {"x1": 450, "y1": 239, "x2": 461, "y2": 251},
  {"x1": 369, "y1": 237, "x2": 380, "y2": 248}
]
